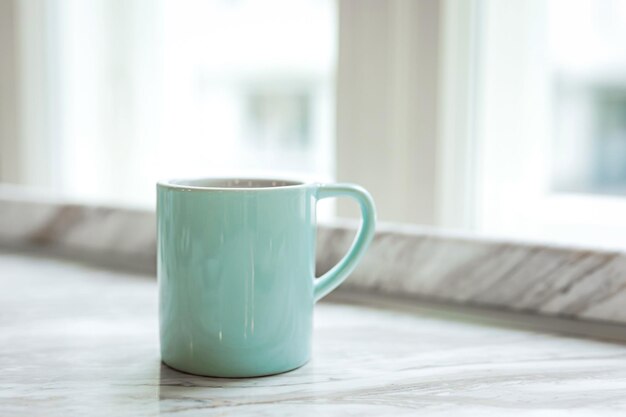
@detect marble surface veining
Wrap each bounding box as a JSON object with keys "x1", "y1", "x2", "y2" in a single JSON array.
[
  {"x1": 319, "y1": 224, "x2": 626, "y2": 324},
  {"x1": 2, "y1": 251, "x2": 626, "y2": 416},
  {"x1": 2, "y1": 188, "x2": 626, "y2": 325},
  {"x1": 0, "y1": 188, "x2": 156, "y2": 271}
]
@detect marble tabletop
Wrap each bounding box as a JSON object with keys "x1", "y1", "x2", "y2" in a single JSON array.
[{"x1": 2, "y1": 251, "x2": 626, "y2": 416}]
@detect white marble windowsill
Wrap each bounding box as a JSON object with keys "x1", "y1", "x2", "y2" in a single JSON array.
[{"x1": 2, "y1": 188, "x2": 626, "y2": 326}]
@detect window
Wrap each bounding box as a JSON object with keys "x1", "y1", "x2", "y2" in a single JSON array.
[
  {"x1": 464, "y1": 0, "x2": 626, "y2": 248},
  {"x1": 550, "y1": 0, "x2": 626, "y2": 196},
  {"x1": 7, "y1": 0, "x2": 336, "y2": 207},
  {"x1": 5, "y1": 0, "x2": 626, "y2": 248}
]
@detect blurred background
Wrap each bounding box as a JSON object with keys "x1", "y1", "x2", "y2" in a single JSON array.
[{"x1": 1, "y1": 0, "x2": 626, "y2": 248}]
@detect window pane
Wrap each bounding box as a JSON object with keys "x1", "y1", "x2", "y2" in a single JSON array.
[
  {"x1": 550, "y1": 0, "x2": 626, "y2": 196},
  {"x1": 53, "y1": 0, "x2": 336, "y2": 206}
]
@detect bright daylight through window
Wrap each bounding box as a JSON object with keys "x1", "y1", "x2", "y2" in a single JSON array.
[{"x1": 22, "y1": 0, "x2": 336, "y2": 206}]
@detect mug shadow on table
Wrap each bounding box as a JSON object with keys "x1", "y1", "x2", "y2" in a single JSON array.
[
  {"x1": 158, "y1": 361, "x2": 245, "y2": 390},
  {"x1": 158, "y1": 362, "x2": 247, "y2": 411},
  {"x1": 157, "y1": 361, "x2": 305, "y2": 412},
  {"x1": 158, "y1": 360, "x2": 296, "y2": 391}
]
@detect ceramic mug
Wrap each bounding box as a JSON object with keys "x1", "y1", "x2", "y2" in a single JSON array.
[{"x1": 157, "y1": 178, "x2": 376, "y2": 377}]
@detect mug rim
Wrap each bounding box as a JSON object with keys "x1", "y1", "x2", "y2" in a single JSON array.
[{"x1": 157, "y1": 177, "x2": 311, "y2": 191}]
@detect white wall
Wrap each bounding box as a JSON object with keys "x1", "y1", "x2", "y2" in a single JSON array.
[{"x1": 0, "y1": 0, "x2": 20, "y2": 183}]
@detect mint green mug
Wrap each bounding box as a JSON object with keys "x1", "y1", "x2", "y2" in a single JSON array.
[{"x1": 157, "y1": 178, "x2": 376, "y2": 377}]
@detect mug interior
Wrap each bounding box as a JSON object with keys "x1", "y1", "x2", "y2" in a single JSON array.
[{"x1": 166, "y1": 178, "x2": 304, "y2": 189}]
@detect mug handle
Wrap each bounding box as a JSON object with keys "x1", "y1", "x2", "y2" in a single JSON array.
[{"x1": 314, "y1": 183, "x2": 377, "y2": 302}]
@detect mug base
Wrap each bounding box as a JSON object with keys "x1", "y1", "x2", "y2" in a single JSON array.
[{"x1": 160, "y1": 357, "x2": 310, "y2": 378}]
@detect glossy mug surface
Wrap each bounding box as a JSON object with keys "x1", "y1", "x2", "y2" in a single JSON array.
[{"x1": 157, "y1": 178, "x2": 376, "y2": 377}]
